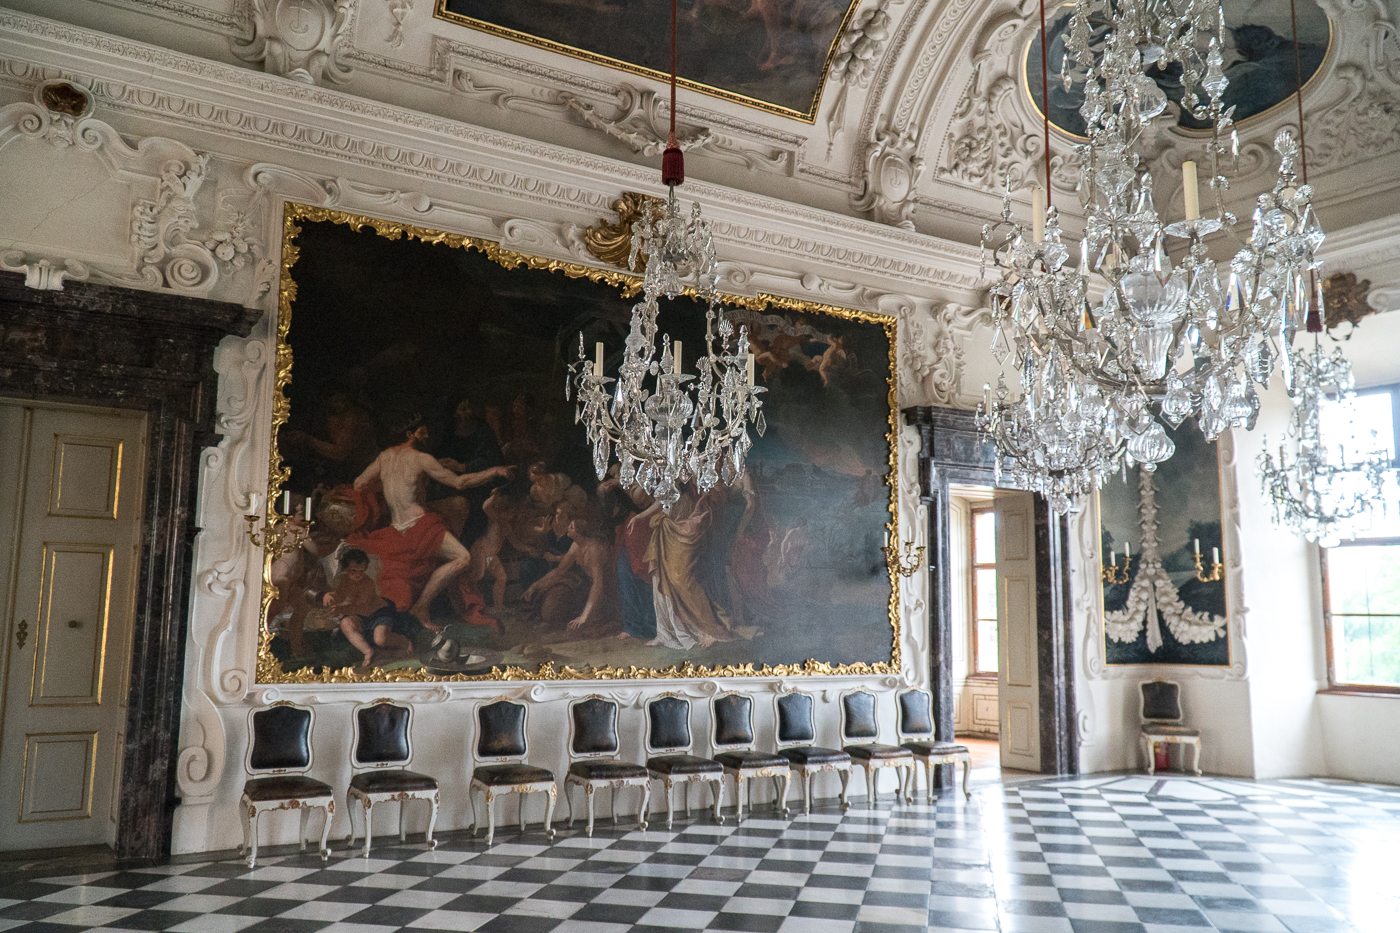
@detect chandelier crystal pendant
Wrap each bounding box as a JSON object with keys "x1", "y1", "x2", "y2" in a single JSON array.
[
  {"x1": 1257, "y1": 337, "x2": 1390, "y2": 546},
  {"x1": 566, "y1": 0, "x2": 763, "y2": 512}
]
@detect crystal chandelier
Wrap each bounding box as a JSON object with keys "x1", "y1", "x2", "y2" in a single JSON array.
[
  {"x1": 1258, "y1": 338, "x2": 1390, "y2": 546},
  {"x1": 566, "y1": 0, "x2": 763, "y2": 511}
]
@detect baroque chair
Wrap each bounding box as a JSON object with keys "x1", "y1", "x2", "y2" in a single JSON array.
[
  {"x1": 897, "y1": 688, "x2": 972, "y2": 802},
  {"x1": 773, "y1": 687, "x2": 851, "y2": 815},
  {"x1": 643, "y1": 692, "x2": 724, "y2": 829},
  {"x1": 469, "y1": 697, "x2": 558, "y2": 846},
  {"x1": 238, "y1": 701, "x2": 334, "y2": 869},
  {"x1": 839, "y1": 689, "x2": 914, "y2": 808},
  {"x1": 710, "y1": 691, "x2": 790, "y2": 822},
  {"x1": 563, "y1": 695, "x2": 651, "y2": 836},
  {"x1": 345, "y1": 698, "x2": 440, "y2": 857},
  {"x1": 1141, "y1": 680, "x2": 1202, "y2": 775}
]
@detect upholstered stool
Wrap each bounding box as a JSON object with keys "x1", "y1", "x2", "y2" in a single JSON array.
[
  {"x1": 1141, "y1": 680, "x2": 1202, "y2": 775},
  {"x1": 710, "y1": 691, "x2": 790, "y2": 822},
  {"x1": 897, "y1": 688, "x2": 971, "y2": 801},
  {"x1": 239, "y1": 702, "x2": 334, "y2": 869},
  {"x1": 564, "y1": 695, "x2": 651, "y2": 836},
  {"x1": 840, "y1": 689, "x2": 913, "y2": 808},
  {"x1": 644, "y1": 692, "x2": 724, "y2": 829},
  {"x1": 345, "y1": 698, "x2": 439, "y2": 857},
  {"x1": 469, "y1": 698, "x2": 557, "y2": 846},
  {"x1": 773, "y1": 688, "x2": 851, "y2": 814}
]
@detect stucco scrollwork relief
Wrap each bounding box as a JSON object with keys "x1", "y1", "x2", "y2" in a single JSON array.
[
  {"x1": 825, "y1": 0, "x2": 903, "y2": 157},
  {"x1": 230, "y1": 0, "x2": 354, "y2": 86},
  {"x1": 852, "y1": 125, "x2": 923, "y2": 229}
]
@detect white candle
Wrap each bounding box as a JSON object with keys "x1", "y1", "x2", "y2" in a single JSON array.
[
  {"x1": 1111, "y1": 551, "x2": 1118, "y2": 568},
  {"x1": 746, "y1": 353, "x2": 755, "y2": 386},
  {"x1": 304, "y1": 496, "x2": 312, "y2": 520},
  {"x1": 1194, "y1": 538, "x2": 1201, "y2": 556},
  {"x1": 594, "y1": 342, "x2": 603, "y2": 378},
  {"x1": 1124, "y1": 541, "x2": 1131, "y2": 559},
  {"x1": 1182, "y1": 160, "x2": 1200, "y2": 220},
  {"x1": 674, "y1": 340, "x2": 682, "y2": 374},
  {"x1": 282, "y1": 491, "x2": 291, "y2": 515},
  {"x1": 1032, "y1": 187, "x2": 1046, "y2": 243},
  {"x1": 1212, "y1": 546, "x2": 1220, "y2": 565}
]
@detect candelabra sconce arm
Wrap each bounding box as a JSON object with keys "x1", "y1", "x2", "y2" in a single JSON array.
[
  {"x1": 1100, "y1": 554, "x2": 1132, "y2": 585},
  {"x1": 882, "y1": 541, "x2": 925, "y2": 578},
  {"x1": 245, "y1": 507, "x2": 310, "y2": 560},
  {"x1": 1193, "y1": 552, "x2": 1223, "y2": 582}
]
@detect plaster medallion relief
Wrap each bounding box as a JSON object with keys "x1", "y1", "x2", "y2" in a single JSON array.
[
  {"x1": 383, "y1": 0, "x2": 412, "y2": 49},
  {"x1": 561, "y1": 85, "x2": 715, "y2": 158},
  {"x1": 230, "y1": 0, "x2": 354, "y2": 86},
  {"x1": 852, "y1": 125, "x2": 924, "y2": 229}
]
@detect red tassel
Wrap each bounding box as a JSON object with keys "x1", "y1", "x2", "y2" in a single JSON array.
[{"x1": 662, "y1": 146, "x2": 684, "y2": 187}]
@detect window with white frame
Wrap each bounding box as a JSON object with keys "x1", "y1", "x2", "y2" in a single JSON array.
[{"x1": 970, "y1": 506, "x2": 999, "y2": 675}]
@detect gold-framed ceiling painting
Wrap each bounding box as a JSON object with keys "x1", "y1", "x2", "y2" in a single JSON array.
[
  {"x1": 433, "y1": 0, "x2": 861, "y2": 122},
  {"x1": 257, "y1": 203, "x2": 899, "y2": 683}
]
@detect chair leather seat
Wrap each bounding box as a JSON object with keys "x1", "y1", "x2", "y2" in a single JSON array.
[
  {"x1": 715, "y1": 751, "x2": 789, "y2": 771},
  {"x1": 472, "y1": 763, "x2": 555, "y2": 786},
  {"x1": 647, "y1": 754, "x2": 722, "y2": 776},
  {"x1": 902, "y1": 741, "x2": 970, "y2": 757},
  {"x1": 779, "y1": 746, "x2": 851, "y2": 766},
  {"x1": 568, "y1": 760, "x2": 650, "y2": 781},
  {"x1": 243, "y1": 775, "x2": 333, "y2": 802},
  {"x1": 1142, "y1": 723, "x2": 1200, "y2": 737},
  {"x1": 349, "y1": 769, "x2": 438, "y2": 794},
  {"x1": 845, "y1": 743, "x2": 913, "y2": 761}
]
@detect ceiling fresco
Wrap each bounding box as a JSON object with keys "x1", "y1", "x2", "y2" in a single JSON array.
[
  {"x1": 1026, "y1": 0, "x2": 1331, "y2": 137},
  {"x1": 434, "y1": 0, "x2": 861, "y2": 121}
]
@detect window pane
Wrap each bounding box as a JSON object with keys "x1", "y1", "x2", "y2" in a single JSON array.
[
  {"x1": 977, "y1": 617, "x2": 999, "y2": 674},
  {"x1": 1329, "y1": 546, "x2": 1400, "y2": 616},
  {"x1": 975, "y1": 568, "x2": 997, "y2": 621},
  {"x1": 973, "y1": 510, "x2": 996, "y2": 564},
  {"x1": 1333, "y1": 615, "x2": 1400, "y2": 687}
]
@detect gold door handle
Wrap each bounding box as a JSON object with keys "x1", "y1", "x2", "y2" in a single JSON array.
[
  {"x1": 68, "y1": 619, "x2": 81, "y2": 629},
  {"x1": 15, "y1": 620, "x2": 27, "y2": 649}
]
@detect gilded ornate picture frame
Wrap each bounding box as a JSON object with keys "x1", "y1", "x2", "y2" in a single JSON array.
[{"x1": 256, "y1": 203, "x2": 900, "y2": 684}]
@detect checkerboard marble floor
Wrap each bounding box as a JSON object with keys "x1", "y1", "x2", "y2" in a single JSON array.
[{"x1": 2, "y1": 774, "x2": 1398, "y2": 933}]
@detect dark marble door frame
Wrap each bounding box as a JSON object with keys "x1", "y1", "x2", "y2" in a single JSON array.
[
  {"x1": 0, "y1": 272, "x2": 261, "y2": 860},
  {"x1": 903, "y1": 406, "x2": 1078, "y2": 779}
]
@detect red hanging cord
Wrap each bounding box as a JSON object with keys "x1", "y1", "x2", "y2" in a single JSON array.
[
  {"x1": 1039, "y1": 0, "x2": 1052, "y2": 207},
  {"x1": 661, "y1": 0, "x2": 685, "y2": 186},
  {"x1": 1290, "y1": 0, "x2": 1322, "y2": 332}
]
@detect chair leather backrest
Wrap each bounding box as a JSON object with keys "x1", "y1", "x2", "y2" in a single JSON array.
[
  {"x1": 250, "y1": 705, "x2": 312, "y2": 772},
  {"x1": 842, "y1": 691, "x2": 879, "y2": 740},
  {"x1": 899, "y1": 690, "x2": 934, "y2": 737},
  {"x1": 648, "y1": 696, "x2": 691, "y2": 751},
  {"x1": 572, "y1": 698, "x2": 620, "y2": 757},
  {"x1": 355, "y1": 703, "x2": 411, "y2": 766},
  {"x1": 1141, "y1": 681, "x2": 1181, "y2": 721},
  {"x1": 478, "y1": 700, "x2": 528, "y2": 759},
  {"x1": 713, "y1": 694, "x2": 754, "y2": 747},
  {"x1": 776, "y1": 693, "x2": 815, "y2": 745}
]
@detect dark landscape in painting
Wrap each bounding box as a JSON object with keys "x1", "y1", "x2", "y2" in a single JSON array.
[
  {"x1": 264, "y1": 216, "x2": 896, "y2": 679},
  {"x1": 437, "y1": 0, "x2": 856, "y2": 117}
]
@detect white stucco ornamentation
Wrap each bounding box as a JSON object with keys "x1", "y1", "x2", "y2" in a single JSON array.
[
  {"x1": 0, "y1": 252, "x2": 89, "y2": 290},
  {"x1": 852, "y1": 126, "x2": 924, "y2": 230},
  {"x1": 230, "y1": 0, "x2": 354, "y2": 86}
]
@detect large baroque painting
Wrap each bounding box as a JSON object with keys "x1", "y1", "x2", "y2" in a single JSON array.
[
  {"x1": 1099, "y1": 419, "x2": 1229, "y2": 666},
  {"x1": 1027, "y1": 0, "x2": 1330, "y2": 137},
  {"x1": 433, "y1": 0, "x2": 859, "y2": 121},
  {"x1": 258, "y1": 205, "x2": 899, "y2": 683}
]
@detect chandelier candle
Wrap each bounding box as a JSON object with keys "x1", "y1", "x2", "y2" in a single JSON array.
[
  {"x1": 1182, "y1": 161, "x2": 1200, "y2": 221},
  {"x1": 1032, "y1": 187, "x2": 1046, "y2": 243}
]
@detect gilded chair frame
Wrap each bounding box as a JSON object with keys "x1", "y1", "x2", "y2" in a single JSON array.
[
  {"x1": 773, "y1": 687, "x2": 851, "y2": 815},
  {"x1": 838, "y1": 688, "x2": 913, "y2": 809},
  {"x1": 564, "y1": 694, "x2": 651, "y2": 836},
  {"x1": 239, "y1": 700, "x2": 334, "y2": 868},
  {"x1": 896, "y1": 688, "x2": 971, "y2": 802},
  {"x1": 1140, "y1": 679, "x2": 1202, "y2": 775},
  {"x1": 346, "y1": 698, "x2": 440, "y2": 857},
  {"x1": 709, "y1": 690, "x2": 790, "y2": 822},
  {"x1": 643, "y1": 691, "x2": 724, "y2": 829},
  {"x1": 469, "y1": 696, "x2": 558, "y2": 846}
]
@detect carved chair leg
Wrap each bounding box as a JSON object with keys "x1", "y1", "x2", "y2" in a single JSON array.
[
  {"x1": 803, "y1": 771, "x2": 813, "y2": 816},
  {"x1": 638, "y1": 782, "x2": 650, "y2": 831},
  {"x1": 962, "y1": 756, "x2": 972, "y2": 799},
  {"x1": 566, "y1": 781, "x2": 576, "y2": 829},
  {"x1": 299, "y1": 806, "x2": 310, "y2": 852},
  {"x1": 904, "y1": 764, "x2": 914, "y2": 803},
  {"x1": 346, "y1": 795, "x2": 357, "y2": 851},
  {"x1": 399, "y1": 800, "x2": 407, "y2": 843},
  {"x1": 734, "y1": 774, "x2": 744, "y2": 823},
  {"x1": 710, "y1": 778, "x2": 724, "y2": 823},
  {"x1": 586, "y1": 784, "x2": 596, "y2": 838},
  {"x1": 318, "y1": 804, "x2": 332, "y2": 861},
  {"x1": 485, "y1": 791, "x2": 497, "y2": 847},
  {"x1": 684, "y1": 780, "x2": 692, "y2": 819},
  {"x1": 519, "y1": 792, "x2": 527, "y2": 833},
  {"x1": 247, "y1": 809, "x2": 260, "y2": 869},
  {"x1": 1146, "y1": 738, "x2": 1156, "y2": 776},
  {"x1": 470, "y1": 786, "x2": 479, "y2": 836},
  {"x1": 838, "y1": 767, "x2": 851, "y2": 812},
  {"x1": 866, "y1": 765, "x2": 876, "y2": 809},
  {"x1": 925, "y1": 760, "x2": 935, "y2": 803},
  {"x1": 239, "y1": 802, "x2": 251, "y2": 859},
  {"x1": 664, "y1": 779, "x2": 674, "y2": 831},
  {"x1": 544, "y1": 786, "x2": 557, "y2": 840},
  {"x1": 363, "y1": 801, "x2": 374, "y2": 858},
  {"x1": 426, "y1": 793, "x2": 439, "y2": 848},
  {"x1": 611, "y1": 785, "x2": 618, "y2": 826},
  {"x1": 776, "y1": 773, "x2": 790, "y2": 818},
  {"x1": 1193, "y1": 739, "x2": 1202, "y2": 776}
]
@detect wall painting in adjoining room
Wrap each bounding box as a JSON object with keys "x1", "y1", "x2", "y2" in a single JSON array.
[
  {"x1": 433, "y1": 0, "x2": 860, "y2": 121},
  {"x1": 1027, "y1": 0, "x2": 1331, "y2": 137},
  {"x1": 258, "y1": 204, "x2": 899, "y2": 683},
  {"x1": 1099, "y1": 419, "x2": 1229, "y2": 666}
]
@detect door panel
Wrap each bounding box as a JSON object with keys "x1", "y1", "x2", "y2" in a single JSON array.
[
  {"x1": 0, "y1": 401, "x2": 145, "y2": 850},
  {"x1": 996, "y1": 491, "x2": 1041, "y2": 772}
]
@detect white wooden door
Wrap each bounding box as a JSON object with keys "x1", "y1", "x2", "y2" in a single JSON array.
[
  {"x1": 0, "y1": 400, "x2": 146, "y2": 850},
  {"x1": 995, "y1": 490, "x2": 1041, "y2": 772}
]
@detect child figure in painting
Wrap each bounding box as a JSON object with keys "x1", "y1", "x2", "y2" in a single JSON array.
[
  {"x1": 522, "y1": 510, "x2": 619, "y2": 634},
  {"x1": 324, "y1": 548, "x2": 413, "y2": 667}
]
